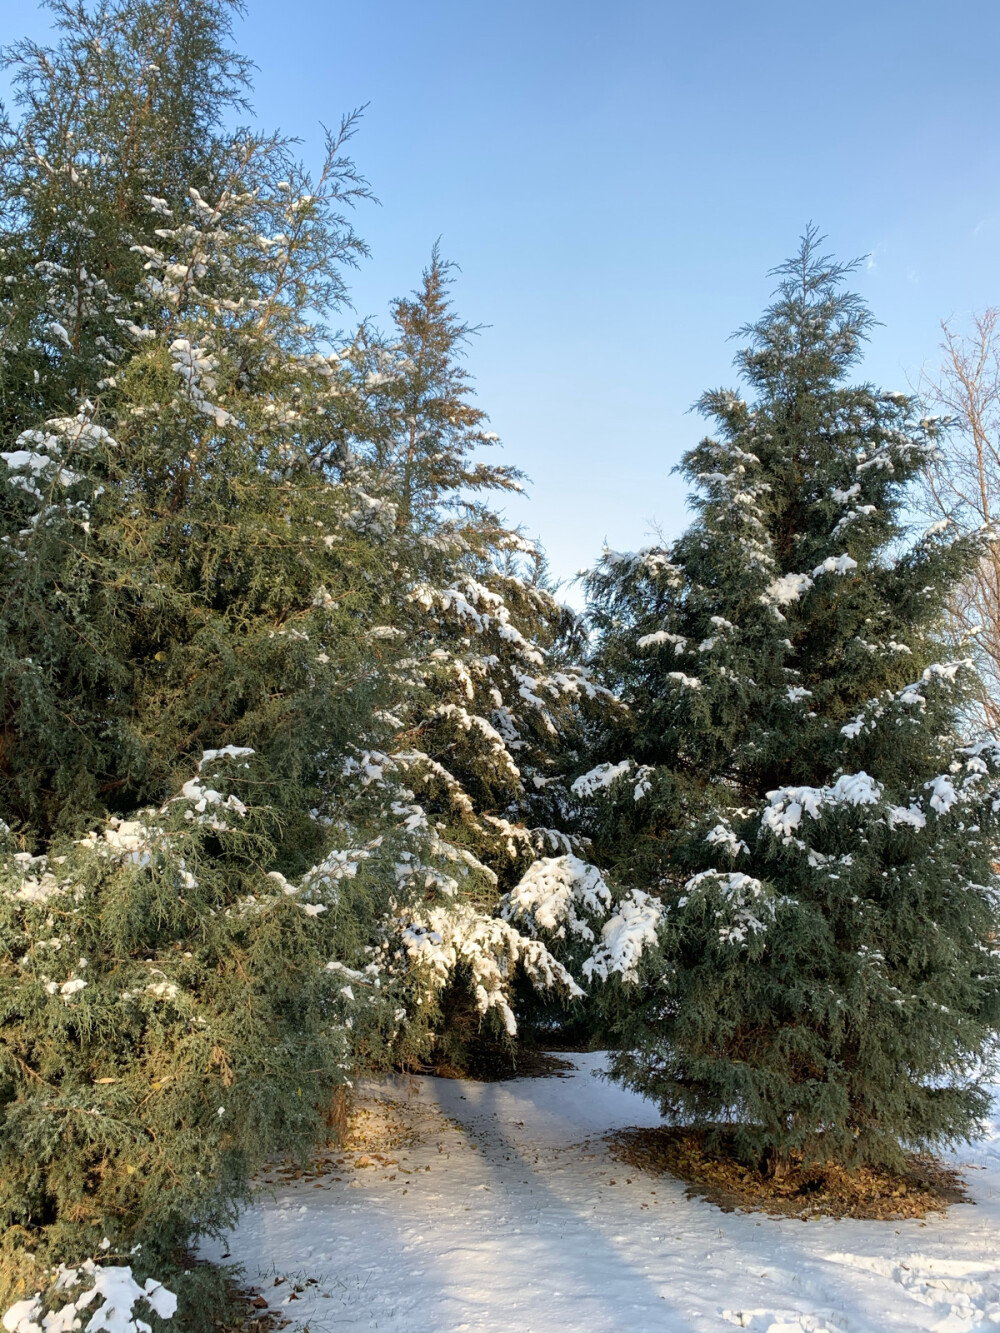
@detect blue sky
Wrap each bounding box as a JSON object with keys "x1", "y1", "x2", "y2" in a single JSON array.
[{"x1": 5, "y1": 0, "x2": 1000, "y2": 596}]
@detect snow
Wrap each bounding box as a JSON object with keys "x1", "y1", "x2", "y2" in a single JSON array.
[
  {"x1": 581, "y1": 889, "x2": 664, "y2": 983},
  {"x1": 811, "y1": 554, "x2": 858, "y2": 578},
  {"x1": 568, "y1": 759, "x2": 655, "y2": 806},
  {"x1": 926, "y1": 774, "x2": 959, "y2": 814},
  {"x1": 431, "y1": 705, "x2": 521, "y2": 780},
  {"x1": 168, "y1": 339, "x2": 234, "y2": 428},
  {"x1": 923, "y1": 519, "x2": 953, "y2": 538},
  {"x1": 637, "y1": 630, "x2": 686, "y2": 651},
  {"x1": 502, "y1": 855, "x2": 612, "y2": 942},
  {"x1": 667, "y1": 671, "x2": 703, "y2": 691},
  {"x1": 398, "y1": 902, "x2": 583, "y2": 1035},
  {"x1": 200, "y1": 1054, "x2": 1000, "y2": 1333},
  {"x1": 1, "y1": 427, "x2": 83, "y2": 495},
  {"x1": 898, "y1": 661, "x2": 972, "y2": 711},
  {"x1": 706, "y1": 824, "x2": 750, "y2": 856},
  {"x1": 886, "y1": 804, "x2": 928, "y2": 831},
  {"x1": 831, "y1": 484, "x2": 860, "y2": 504},
  {"x1": 198, "y1": 746, "x2": 255, "y2": 768},
  {"x1": 571, "y1": 760, "x2": 634, "y2": 798},
  {"x1": 763, "y1": 572, "x2": 814, "y2": 606},
  {"x1": 683, "y1": 870, "x2": 773, "y2": 945},
  {"x1": 762, "y1": 773, "x2": 882, "y2": 842},
  {"x1": 175, "y1": 747, "x2": 254, "y2": 817},
  {"x1": 4, "y1": 1265, "x2": 176, "y2": 1333}
]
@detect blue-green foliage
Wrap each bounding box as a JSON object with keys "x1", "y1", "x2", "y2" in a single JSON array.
[
  {"x1": 0, "y1": 0, "x2": 594, "y2": 1298},
  {"x1": 584, "y1": 233, "x2": 1000, "y2": 1168}
]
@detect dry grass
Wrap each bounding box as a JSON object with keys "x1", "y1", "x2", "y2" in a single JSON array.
[{"x1": 606, "y1": 1126, "x2": 970, "y2": 1220}]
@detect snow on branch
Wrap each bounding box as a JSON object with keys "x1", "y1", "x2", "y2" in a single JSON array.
[
  {"x1": 841, "y1": 660, "x2": 971, "y2": 738},
  {"x1": 811, "y1": 553, "x2": 858, "y2": 578},
  {"x1": 762, "y1": 571, "x2": 813, "y2": 606},
  {"x1": 431, "y1": 704, "x2": 522, "y2": 781},
  {"x1": 599, "y1": 547, "x2": 684, "y2": 586},
  {"x1": 581, "y1": 890, "x2": 665, "y2": 984},
  {"x1": 896, "y1": 660, "x2": 973, "y2": 712},
  {"x1": 637, "y1": 630, "x2": 688, "y2": 653},
  {"x1": 680, "y1": 869, "x2": 775, "y2": 947},
  {"x1": 410, "y1": 580, "x2": 544, "y2": 665},
  {"x1": 502, "y1": 855, "x2": 612, "y2": 944},
  {"x1": 168, "y1": 338, "x2": 234, "y2": 428},
  {"x1": 398, "y1": 902, "x2": 583, "y2": 1036},
  {"x1": 761, "y1": 772, "x2": 882, "y2": 843},
  {"x1": 480, "y1": 815, "x2": 578, "y2": 861},
  {"x1": 3, "y1": 1262, "x2": 177, "y2": 1333},
  {"x1": 705, "y1": 822, "x2": 749, "y2": 857},
  {"x1": 571, "y1": 760, "x2": 653, "y2": 803}
]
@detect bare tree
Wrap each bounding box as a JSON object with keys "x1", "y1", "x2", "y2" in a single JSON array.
[{"x1": 921, "y1": 309, "x2": 1000, "y2": 734}]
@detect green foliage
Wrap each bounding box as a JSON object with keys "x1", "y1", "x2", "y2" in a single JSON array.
[
  {"x1": 0, "y1": 0, "x2": 597, "y2": 1290},
  {"x1": 322, "y1": 254, "x2": 610, "y2": 1063},
  {"x1": 0, "y1": 0, "x2": 407, "y2": 1294},
  {"x1": 351, "y1": 254, "x2": 607, "y2": 874},
  {"x1": 0, "y1": 0, "x2": 254, "y2": 438},
  {"x1": 585, "y1": 231, "x2": 1000, "y2": 1169},
  {"x1": 0, "y1": 752, "x2": 411, "y2": 1277},
  {"x1": 15, "y1": 0, "x2": 995, "y2": 1295},
  {"x1": 346, "y1": 243, "x2": 525, "y2": 535},
  {"x1": 0, "y1": 0, "x2": 385, "y2": 841}
]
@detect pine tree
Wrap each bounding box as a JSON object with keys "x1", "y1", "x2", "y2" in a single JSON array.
[
  {"x1": 329, "y1": 253, "x2": 613, "y2": 1063},
  {"x1": 353, "y1": 242, "x2": 525, "y2": 535},
  {"x1": 350, "y1": 252, "x2": 610, "y2": 863},
  {"x1": 0, "y1": 0, "x2": 255, "y2": 438},
  {"x1": 0, "y1": 1, "x2": 593, "y2": 1297},
  {"x1": 0, "y1": 0, "x2": 383, "y2": 841},
  {"x1": 0, "y1": 0, "x2": 413, "y2": 1293},
  {"x1": 583, "y1": 231, "x2": 1000, "y2": 1170}
]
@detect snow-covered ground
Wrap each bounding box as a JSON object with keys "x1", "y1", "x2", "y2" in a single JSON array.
[{"x1": 201, "y1": 1054, "x2": 1000, "y2": 1333}]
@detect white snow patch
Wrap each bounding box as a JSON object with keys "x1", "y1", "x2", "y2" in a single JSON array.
[
  {"x1": 582, "y1": 890, "x2": 664, "y2": 983},
  {"x1": 764, "y1": 572, "x2": 814, "y2": 606},
  {"x1": 763, "y1": 772, "x2": 882, "y2": 842},
  {"x1": 571, "y1": 760, "x2": 632, "y2": 798},
  {"x1": 502, "y1": 855, "x2": 612, "y2": 943},
  {"x1": 3, "y1": 1266, "x2": 176, "y2": 1333},
  {"x1": 706, "y1": 823, "x2": 749, "y2": 856},
  {"x1": 887, "y1": 803, "x2": 927, "y2": 831},
  {"x1": 811, "y1": 554, "x2": 858, "y2": 578},
  {"x1": 926, "y1": 774, "x2": 959, "y2": 814},
  {"x1": 667, "y1": 671, "x2": 702, "y2": 691},
  {"x1": 199, "y1": 1058, "x2": 1000, "y2": 1333}
]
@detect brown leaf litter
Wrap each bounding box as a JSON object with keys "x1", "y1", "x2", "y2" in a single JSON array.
[{"x1": 606, "y1": 1125, "x2": 970, "y2": 1220}]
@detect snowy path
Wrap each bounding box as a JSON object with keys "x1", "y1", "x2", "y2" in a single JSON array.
[{"x1": 201, "y1": 1054, "x2": 1000, "y2": 1332}]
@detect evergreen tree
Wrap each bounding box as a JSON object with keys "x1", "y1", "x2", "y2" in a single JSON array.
[
  {"x1": 349, "y1": 252, "x2": 610, "y2": 868},
  {"x1": 329, "y1": 253, "x2": 613, "y2": 1062},
  {"x1": 0, "y1": 0, "x2": 255, "y2": 438},
  {"x1": 0, "y1": 752, "x2": 405, "y2": 1286},
  {"x1": 0, "y1": 0, "x2": 383, "y2": 841},
  {"x1": 583, "y1": 231, "x2": 1000, "y2": 1170},
  {"x1": 353, "y1": 241, "x2": 525, "y2": 535},
  {"x1": 0, "y1": 5, "x2": 593, "y2": 1294},
  {"x1": 0, "y1": 0, "x2": 419, "y2": 1295}
]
